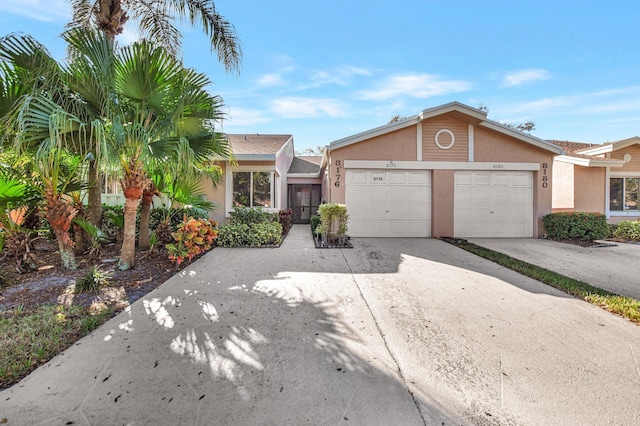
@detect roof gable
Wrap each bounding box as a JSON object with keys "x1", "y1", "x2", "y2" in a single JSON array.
[
  {"x1": 329, "y1": 101, "x2": 562, "y2": 154},
  {"x1": 577, "y1": 136, "x2": 640, "y2": 155},
  {"x1": 288, "y1": 156, "x2": 322, "y2": 175},
  {"x1": 228, "y1": 134, "x2": 293, "y2": 159}
]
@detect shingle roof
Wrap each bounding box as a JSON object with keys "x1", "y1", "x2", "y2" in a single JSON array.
[
  {"x1": 227, "y1": 134, "x2": 292, "y2": 156},
  {"x1": 547, "y1": 140, "x2": 602, "y2": 159},
  {"x1": 288, "y1": 156, "x2": 322, "y2": 174}
]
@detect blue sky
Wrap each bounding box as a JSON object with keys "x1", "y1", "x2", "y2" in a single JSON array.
[{"x1": 1, "y1": 1, "x2": 639, "y2": 152}]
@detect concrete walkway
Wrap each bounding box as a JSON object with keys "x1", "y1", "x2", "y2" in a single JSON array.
[
  {"x1": 468, "y1": 238, "x2": 640, "y2": 300},
  {"x1": 1, "y1": 226, "x2": 639, "y2": 425}
]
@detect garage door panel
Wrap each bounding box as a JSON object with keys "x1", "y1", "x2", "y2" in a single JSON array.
[
  {"x1": 455, "y1": 171, "x2": 473, "y2": 186},
  {"x1": 408, "y1": 171, "x2": 429, "y2": 185},
  {"x1": 346, "y1": 169, "x2": 431, "y2": 237},
  {"x1": 406, "y1": 186, "x2": 430, "y2": 203},
  {"x1": 473, "y1": 172, "x2": 492, "y2": 186},
  {"x1": 454, "y1": 171, "x2": 533, "y2": 238},
  {"x1": 348, "y1": 170, "x2": 368, "y2": 185},
  {"x1": 387, "y1": 171, "x2": 407, "y2": 184}
]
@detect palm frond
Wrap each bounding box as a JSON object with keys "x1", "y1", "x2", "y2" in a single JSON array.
[{"x1": 170, "y1": 0, "x2": 242, "y2": 73}]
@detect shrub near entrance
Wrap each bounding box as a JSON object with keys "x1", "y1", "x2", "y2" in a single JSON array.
[
  {"x1": 613, "y1": 220, "x2": 640, "y2": 241},
  {"x1": 542, "y1": 212, "x2": 608, "y2": 241}
]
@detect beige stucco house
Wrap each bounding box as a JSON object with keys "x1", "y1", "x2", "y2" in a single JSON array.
[
  {"x1": 550, "y1": 137, "x2": 640, "y2": 223},
  {"x1": 325, "y1": 102, "x2": 562, "y2": 238},
  {"x1": 202, "y1": 134, "x2": 325, "y2": 224},
  {"x1": 103, "y1": 101, "x2": 639, "y2": 237}
]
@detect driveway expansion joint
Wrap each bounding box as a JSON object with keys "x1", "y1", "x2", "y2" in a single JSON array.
[{"x1": 339, "y1": 248, "x2": 427, "y2": 426}]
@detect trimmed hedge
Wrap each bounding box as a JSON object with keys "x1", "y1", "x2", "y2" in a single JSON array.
[
  {"x1": 217, "y1": 222, "x2": 282, "y2": 247},
  {"x1": 613, "y1": 220, "x2": 640, "y2": 241},
  {"x1": 217, "y1": 207, "x2": 282, "y2": 247},
  {"x1": 542, "y1": 212, "x2": 608, "y2": 241}
]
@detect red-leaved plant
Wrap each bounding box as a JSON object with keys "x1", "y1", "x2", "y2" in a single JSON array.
[{"x1": 166, "y1": 215, "x2": 218, "y2": 267}]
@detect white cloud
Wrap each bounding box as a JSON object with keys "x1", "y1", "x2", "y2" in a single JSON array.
[
  {"x1": 0, "y1": 0, "x2": 69, "y2": 22},
  {"x1": 495, "y1": 86, "x2": 640, "y2": 117},
  {"x1": 224, "y1": 107, "x2": 270, "y2": 127},
  {"x1": 257, "y1": 73, "x2": 284, "y2": 87},
  {"x1": 358, "y1": 73, "x2": 471, "y2": 101},
  {"x1": 501, "y1": 69, "x2": 551, "y2": 87},
  {"x1": 309, "y1": 65, "x2": 372, "y2": 87},
  {"x1": 271, "y1": 97, "x2": 346, "y2": 118}
]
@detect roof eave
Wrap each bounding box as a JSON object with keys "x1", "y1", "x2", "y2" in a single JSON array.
[
  {"x1": 287, "y1": 172, "x2": 321, "y2": 178},
  {"x1": 418, "y1": 101, "x2": 487, "y2": 121},
  {"x1": 555, "y1": 155, "x2": 625, "y2": 167},
  {"x1": 579, "y1": 136, "x2": 640, "y2": 155},
  {"x1": 274, "y1": 135, "x2": 294, "y2": 158},
  {"x1": 233, "y1": 154, "x2": 276, "y2": 162},
  {"x1": 479, "y1": 120, "x2": 563, "y2": 154},
  {"x1": 330, "y1": 116, "x2": 420, "y2": 150}
]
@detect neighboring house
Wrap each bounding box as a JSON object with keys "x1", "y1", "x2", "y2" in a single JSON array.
[
  {"x1": 100, "y1": 133, "x2": 326, "y2": 225},
  {"x1": 202, "y1": 134, "x2": 326, "y2": 224},
  {"x1": 550, "y1": 137, "x2": 639, "y2": 223},
  {"x1": 325, "y1": 102, "x2": 562, "y2": 238}
]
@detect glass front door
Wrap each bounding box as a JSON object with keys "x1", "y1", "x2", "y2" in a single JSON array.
[{"x1": 288, "y1": 184, "x2": 321, "y2": 224}]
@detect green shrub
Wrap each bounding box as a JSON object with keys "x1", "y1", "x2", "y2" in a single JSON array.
[
  {"x1": 217, "y1": 221, "x2": 282, "y2": 247},
  {"x1": 228, "y1": 207, "x2": 276, "y2": 225},
  {"x1": 608, "y1": 223, "x2": 618, "y2": 238},
  {"x1": 166, "y1": 216, "x2": 219, "y2": 266},
  {"x1": 542, "y1": 212, "x2": 609, "y2": 241},
  {"x1": 310, "y1": 215, "x2": 321, "y2": 236},
  {"x1": 216, "y1": 223, "x2": 250, "y2": 247},
  {"x1": 75, "y1": 266, "x2": 113, "y2": 293},
  {"x1": 317, "y1": 203, "x2": 348, "y2": 243},
  {"x1": 101, "y1": 205, "x2": 124, "y2": 243},
  {"x1": 613, "y1": 221, "x2": 640, "y2": 241},
  {"x1": 149, "y1": 207, "x2": 209, "y2": 232}
]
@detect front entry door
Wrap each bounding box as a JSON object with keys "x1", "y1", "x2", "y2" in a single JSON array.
[{"x1": 288, "y1": 184, "x2": 321, "y2": 224}]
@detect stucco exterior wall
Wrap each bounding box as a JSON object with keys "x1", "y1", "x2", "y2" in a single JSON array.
[
  {"x1": 552, "y1": 160, "x2": 574, "y2": 210},
  {"x1": 431, "y1": 170, "x2": 455, "y2": 237},
  {"x1": 474, "y1": 127, "x2": 554, "y2": 236},
  {"x1": 328, "y1": 126, "x2": 418, "y2": 204},
  {"x1": 203, "y1": 162, "x2": 227, "y2": 224},
  {"x1": 574, "y1": 166, "x2": 605, "y2": 212}
]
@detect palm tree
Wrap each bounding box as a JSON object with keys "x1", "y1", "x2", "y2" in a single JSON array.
[
  {"x1": 67, "y1": 0, "x2": 241, "y2": 232},
  {"x1": 136, "y1": 82, "x2": 230, "y2": 250},
  {"x1": 68, "y1": 0, "x2": 242, "y2": 72},
  {"x1": 111, "y1": 39, "x2": 233, "y2": 269}
]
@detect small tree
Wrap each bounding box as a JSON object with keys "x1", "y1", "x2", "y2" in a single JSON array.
[{"x1": 317, "y1": 203, "x2": 348, "y2": 246}]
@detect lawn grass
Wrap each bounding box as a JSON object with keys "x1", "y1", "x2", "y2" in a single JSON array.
[
  {"x1": 0, "y1": 305, "x2": 113, "y2": 390},
  {"x1": 444, "y1": 238, "x2": 640, "y2": 325}
]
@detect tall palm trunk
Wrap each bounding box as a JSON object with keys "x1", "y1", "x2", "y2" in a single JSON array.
[
  {"x1": 118, "y1": 195, "x2": 139, "y2": 270},
  {"x1": 118, "y1": 159, "x2": 148, "y2": 270},
  {"x1": 138, "y1": 185, "x2": 157, "y2": 251},
  {"x1": 87, "y1": 160, "x2": 103, "y2": 228},
  {"x1": 44, "y1": 191, "x2": 78, "y2": 270}
]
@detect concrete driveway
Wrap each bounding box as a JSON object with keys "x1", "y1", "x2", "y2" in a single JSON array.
[
  {"x1": 1, "y1": 226, "x2": 639, "y2": 425},
  {"x1": 468, "y1": 238, "x2": 640, "y2": 300}
]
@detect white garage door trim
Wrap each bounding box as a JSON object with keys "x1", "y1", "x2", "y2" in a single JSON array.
[
  {"x1": 454, "y1": 170, "x2": 533, "y2": 238},
  {"x1": 346, "y1": 169, "x2": 431, "y2": 237}
]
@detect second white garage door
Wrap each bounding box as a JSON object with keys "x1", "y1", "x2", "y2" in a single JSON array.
[
  {"x1": 346, "y1": 169, "x2": 431, "y2": 237},
  {"x1": 454, "y1": 170, "x2": 533, "y2": 238}
]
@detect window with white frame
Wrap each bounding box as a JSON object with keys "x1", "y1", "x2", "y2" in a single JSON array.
[
  {"x1": 610, "y1": 177, "x2": 638, "y2": 211},
  {"x1": 232, "y1": 171, "x2": 274, "y2": 208}
]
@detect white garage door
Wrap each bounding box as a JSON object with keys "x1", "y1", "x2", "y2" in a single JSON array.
[
  {"x1": 454, "y1": 171, "x2": 533, "y2": 238},
  {"x1": 346, "y1": 169, "x2": 431, "y2": 237}
]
